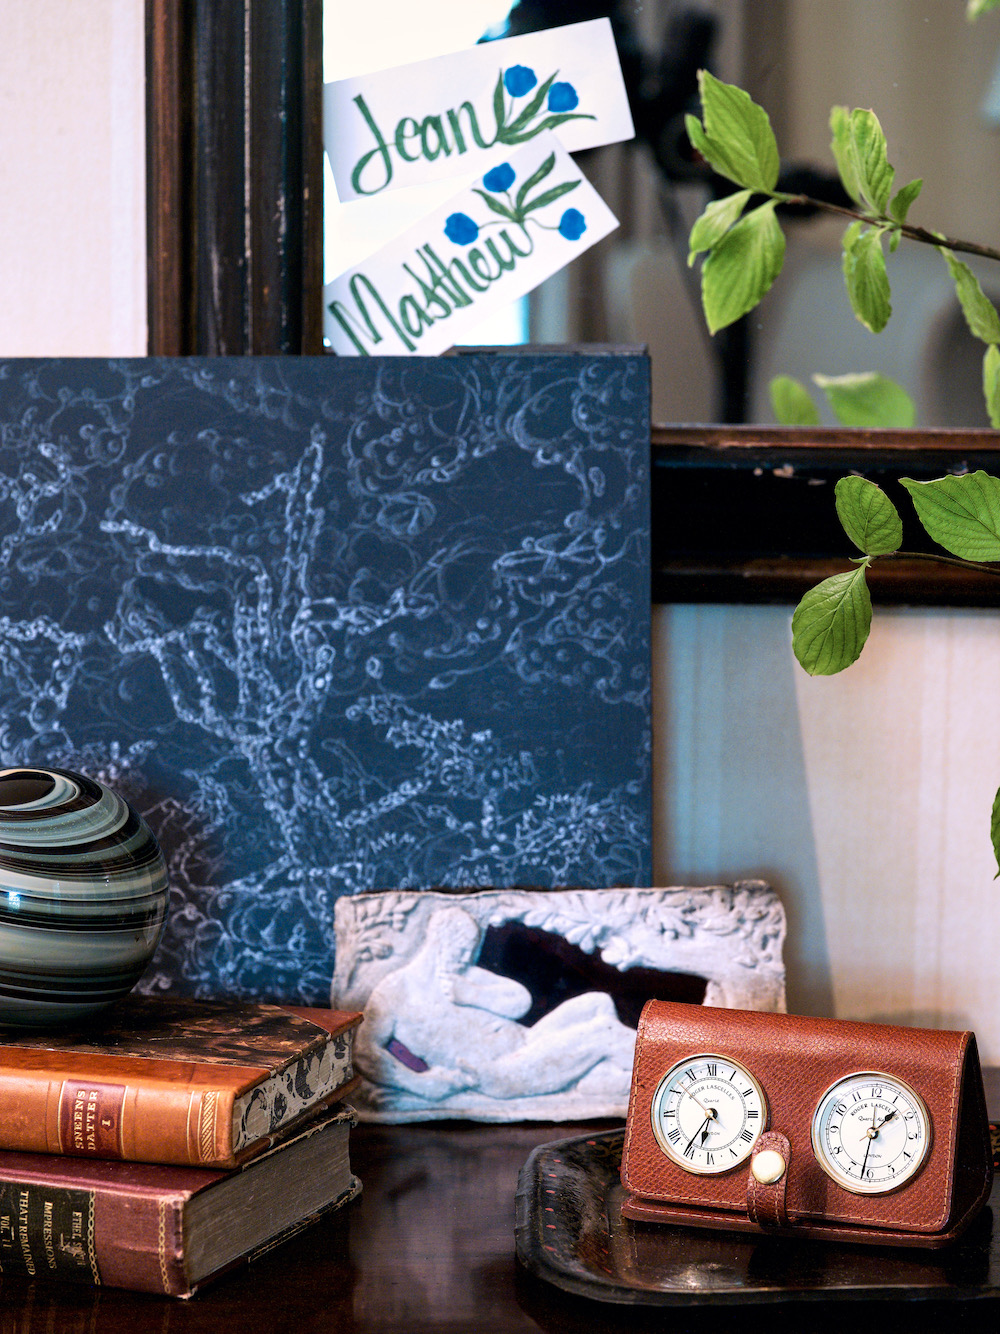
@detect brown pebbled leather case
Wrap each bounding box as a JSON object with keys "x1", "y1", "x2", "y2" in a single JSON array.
[{"x1": 621, "y1": 1001, "x2": 993, "y2": 1247}]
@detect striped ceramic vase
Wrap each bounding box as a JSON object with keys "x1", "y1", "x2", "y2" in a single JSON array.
[{"x1": 0, "y1": 767, "x2": 168, "y2": 1028}]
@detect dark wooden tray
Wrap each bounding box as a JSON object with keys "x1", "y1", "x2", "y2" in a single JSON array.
[{"x1": 515, "y1": 1128, "x2": 1000, "y2": 1308}]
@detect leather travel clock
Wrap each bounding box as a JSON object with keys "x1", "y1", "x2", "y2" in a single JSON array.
[{"x1": 621, "y1": 1001, "x2": 993, "y2": 1247}]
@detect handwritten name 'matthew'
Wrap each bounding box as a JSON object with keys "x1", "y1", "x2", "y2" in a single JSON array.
[{"x1": 329, "y1": 229, "x2": 533, "y2": 355}]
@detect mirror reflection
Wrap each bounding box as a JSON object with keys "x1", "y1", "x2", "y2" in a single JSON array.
[{"x1": 324, "y1": 1, "x2": 1000, "y2": 425}]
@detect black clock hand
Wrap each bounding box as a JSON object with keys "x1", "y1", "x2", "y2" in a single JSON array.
[
  {"x1": 685, "y1": 1116, "x2": 712, "y2": 1152},
  {"x1": 860, "y1": 1108, "x2": 896, "y2": 1177}
]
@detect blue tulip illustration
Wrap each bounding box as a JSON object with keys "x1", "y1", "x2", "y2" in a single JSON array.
[
  {"x1": 489, "y1": 64, "x2": 594, "y2": 146},
  {"x1": 558, "y1": 208, "x2": 586, "y2": 241},
  {"x1": 503, "y1": 65, "x2": 537, "y2": 97},
  {"x1": 483, "y1": 163, "x2": 516, "y2": 193},
  {"x1": 458, "y1": 152, "x2": 588, "y2": 258},
  {"x1": 548, "y1": 82, "x2": 579, "y2": 113},
  {"x1": 444, "y1": 212, "x2": 479, "y2": 245}
]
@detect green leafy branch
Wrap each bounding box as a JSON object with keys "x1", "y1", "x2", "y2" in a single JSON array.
[
  {"x1": 686, "y1": 10, "x2": 1000, "y2": 871},
  {"x1": 791, "y1": 471, "x2": 1000, "y2": 871},
  {"x1": 686, "y1": 70, "x2": 1000, "y2": 424}
]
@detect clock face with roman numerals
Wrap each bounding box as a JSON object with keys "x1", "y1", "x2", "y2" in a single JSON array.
[
  {"x1": 811, "y1": 1071, "x2": 932, "y2": 1194},
  {"x1": 649, "y1": 1053, "x2": 768, "y2": 1174}
]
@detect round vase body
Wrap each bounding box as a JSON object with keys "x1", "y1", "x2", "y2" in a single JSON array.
[{"x1": 0, "y1": 767, "x2": 169, "y2": 1029}]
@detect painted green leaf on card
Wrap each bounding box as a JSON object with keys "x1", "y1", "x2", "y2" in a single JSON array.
[
  {"x1": 792, "y1": 563, "x2": 872, "y2": 675},
  {"x1": 473, "y1": 189, "x2": 518, "y2": 220},
  {"x1": 514, "y1": 154, "x2": 555, "y2": 208},
  {"x1": 900, "y1": 471, "x2": 1000, "y2": 560},
  {"x1": 521, "y1": 180, "x2": 579, "y2": 214},
  {"x1": 834, "y1": 476, "x2": 903, "y2": 555}
]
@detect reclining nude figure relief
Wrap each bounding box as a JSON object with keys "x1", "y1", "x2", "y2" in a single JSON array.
[{"x1": 355, "y1": 905, "x2": 637, "y2": 1103}]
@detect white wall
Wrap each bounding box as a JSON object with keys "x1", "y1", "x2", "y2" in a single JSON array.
[
  {"x1": 5, "y1": 0, "x2": 1000, "y2": 1063},
  {"x1": 0, "y1": 1, "x2": 147, "y2": 355},
  {"x1": 656, "y1": 603, "x2": 1000, "y2": 1061}
]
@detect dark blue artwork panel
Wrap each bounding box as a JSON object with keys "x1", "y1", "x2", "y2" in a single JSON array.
[{"x1": 0, "y1": 355, "x2": 651, "y2": 1004}]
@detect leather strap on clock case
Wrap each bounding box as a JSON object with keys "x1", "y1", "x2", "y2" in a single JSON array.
[
  {"x1": 620, "y1": 1001, "x2": 994, "y2": 1248},
  {"x1": 747, "y1": 1132, "x2": 791, "y2": 1228}
]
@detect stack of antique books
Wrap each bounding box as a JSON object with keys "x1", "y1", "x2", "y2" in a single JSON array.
[{"x1": 0, "y1": 995, "x2": 363, "y2": 1296}]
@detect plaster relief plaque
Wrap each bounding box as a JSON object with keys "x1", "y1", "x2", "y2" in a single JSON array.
[{"x1": 332, "y1": 883, "x2": 786, "y2": 1122}]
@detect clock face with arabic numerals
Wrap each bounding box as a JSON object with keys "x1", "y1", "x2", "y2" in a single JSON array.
[
  {"x1": 811, "y1": 1071, "x2": 932, "y2": 1195},
  {"x1": 649, "y1": 1053, "x2": 768, "y2": 1174}
]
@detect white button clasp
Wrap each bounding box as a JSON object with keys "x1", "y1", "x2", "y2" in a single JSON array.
[{"x1": 751, "y1": 1149, "x2": 786, "y2": 1184}]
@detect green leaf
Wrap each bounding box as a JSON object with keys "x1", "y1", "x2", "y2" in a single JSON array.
[
  {"x1": 813, "y1": 372, "x2": 915, "y2": 428},
  {"x1": 991, "y1": 785, "x2": 1000, "y2": 878},
  {"x1": 900, "y1": 471, "x2": 1000, "y2": 560},
  {"x1": 829, "y1": 106, "x2": 862, "y2": 205},
  {"x1": 969, "y1": 0, "x2": 1000, "y2": 19},
  {"x1": 700, "y1": 200, "x2": 785, "y2": 333},
  {"x1": 520, "y1": 180, "x2": 580, "y2": 214},
  {"x1": 769, "y1": 375, "x2": 820, "y2": 425},
  {"x1": 791, "y1": 563, "x2": 873, "y2": 675},
  {"x1": 514, "y1": 153, "x2": 555, "y2": 210},
  {"x1": 834, "y1": 476, "x2": 903, "y2": 555},
  {"x1": 829, "y1": 107, "x2": 895, "y2": 215},
  {"x1": 939, "y1": 249, "x2": 1000, "y2": 343},
  {"x1": 841, "y1": 223, "x2": 892, "y2": 333},
  {"x1": 688, "y1": 190, "x2": 753, "y2": 263},
  {"x1": 500, "y1": 113, "x2": 593, "y2": 144},
  {"x1": 686, "y1": 71, "x2": 780, "y2": 192},
  {"x1": 493, "y1": 71, "x2": 506, "y2": 130},
  {"x1": 984, "y1": 345, "x2": 1000, "y2": 427},
  {"x1": 889, "y1": 178, "x2": 922, "y2": 225},
  {"x1": 472, "y1": 189, "x2": 518, "y2": 220}
]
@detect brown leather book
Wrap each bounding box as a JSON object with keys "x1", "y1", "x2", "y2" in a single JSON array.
[
  {"x1": 0, "y1": 996, "x2": 362, "y2": 1168},
  {"x1": 0, "y1": 1102, "x2": 359, "y2": 1297}
]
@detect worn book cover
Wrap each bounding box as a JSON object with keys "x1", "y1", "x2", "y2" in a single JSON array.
[
  {"x1": 0, "y1": 354, "x2": 652, "y2": 1005},
  {"x1": 0, "y1": 995, "x2": 361, "y2": 1167},
  {"x1": 0, "y1": 1102, "x2": 358, "y2": 1298}
]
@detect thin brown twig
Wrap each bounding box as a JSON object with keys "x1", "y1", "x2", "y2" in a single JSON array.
[
  {"x1": 888, "y1": 549, "x2": 1000, "y2": 577},
  {"x1": 780, "y1": 194, "x2": 1000, "y2": 265}
]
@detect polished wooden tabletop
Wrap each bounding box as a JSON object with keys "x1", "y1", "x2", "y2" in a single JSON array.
[{"x1": 2, "y1": 1119, "x2": 1000, "y2": 1333}]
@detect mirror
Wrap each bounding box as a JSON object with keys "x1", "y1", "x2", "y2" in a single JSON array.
[{"x1": 322, "y1": 0, "x2": 1000, "y2": 425}]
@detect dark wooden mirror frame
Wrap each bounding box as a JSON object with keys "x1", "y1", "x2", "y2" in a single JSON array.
[
  {"x1": 652, "y1": 425, "x2": 1000, "y2": 606},
  {"x1": 144, "y1": 1, "x2": 1000, "y2": 608},
  {"x1": 145, "y1": 0, "x2": 325, "y2": 356}
]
